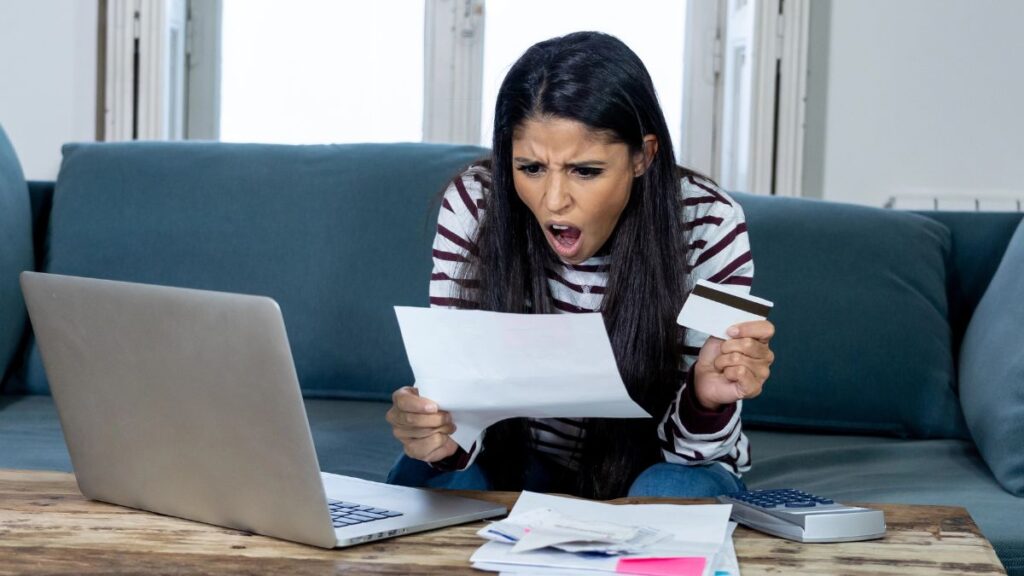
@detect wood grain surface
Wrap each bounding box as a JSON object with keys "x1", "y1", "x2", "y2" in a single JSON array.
[{"x1": 0, "y1": 469, "x2": 1005, "y2": 575}]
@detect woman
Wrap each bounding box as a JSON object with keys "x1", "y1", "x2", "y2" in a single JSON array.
[{"x1": 386, "y1": 32, "x2": 775, "y2": 500}]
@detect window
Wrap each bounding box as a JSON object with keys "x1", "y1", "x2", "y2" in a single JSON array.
[
  {"x1": 218, "y1": 0, "x2": 425, "y2": 144},
  {"x1": 479, "y1": 1, "x2": 687, "y2": 161},
  {"x1": 108, "y1": 0, "x2": 818, "y2": 198},
  {"x1": 157, "y1": 1, "x2": 694, "y2": 153}
]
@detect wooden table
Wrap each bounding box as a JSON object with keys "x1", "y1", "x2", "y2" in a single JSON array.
[{"x1": 0, "y1": 469, "x2": 1006, "y2": 575}]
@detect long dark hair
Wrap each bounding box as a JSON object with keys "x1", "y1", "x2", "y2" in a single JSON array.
[{"x1": 461, "y1": 32, "x2": 693, "y2": 499}]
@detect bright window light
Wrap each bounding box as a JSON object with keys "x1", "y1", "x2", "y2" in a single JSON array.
[
  {"x1": 481, "y1": 1, "x2": 687, "y2": 162},
  {"x1": 220, "y1": 0, "x2": 425, "y2": 144}
]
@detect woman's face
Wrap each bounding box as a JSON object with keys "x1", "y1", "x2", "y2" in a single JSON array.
[{"x1": 511, "y1": 116, "x2": 652, "y2": 264}]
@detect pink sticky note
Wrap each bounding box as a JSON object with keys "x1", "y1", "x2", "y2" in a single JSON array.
[{"x1": 616, "y1": 556, "x2": 706, "y2": 576}]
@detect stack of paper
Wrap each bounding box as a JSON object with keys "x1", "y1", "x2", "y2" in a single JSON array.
[{"x1": 471, "y1": 492, "x2": 740, "y2": 576}]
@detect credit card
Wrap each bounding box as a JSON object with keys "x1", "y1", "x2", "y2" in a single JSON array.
[{"x1": 676, "y1": 279, "x2": 774, "y2": 340}]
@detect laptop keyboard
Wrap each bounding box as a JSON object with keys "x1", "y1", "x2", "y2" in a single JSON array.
[{"x1": 328, "y1": 499, "x2": 404, "y2": 529}]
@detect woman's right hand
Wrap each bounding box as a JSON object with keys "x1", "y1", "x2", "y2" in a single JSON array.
[{"x1": 386, "y1": 386, "x2": 459, "y2": 463}]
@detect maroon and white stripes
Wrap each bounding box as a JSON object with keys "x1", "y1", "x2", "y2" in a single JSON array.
[{"x1": 428, "y1": 167, "x2": 754, "y2": 475}]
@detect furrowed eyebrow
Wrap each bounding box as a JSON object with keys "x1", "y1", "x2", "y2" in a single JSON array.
[{"x1": 511, "y1": 158, "x2": 608, "y2": 167}]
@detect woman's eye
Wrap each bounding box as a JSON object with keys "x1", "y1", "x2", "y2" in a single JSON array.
[
  {"x1": 516, "y1": 164, "x2": 543, "y2": 176},
  {"x1": 574, "y1": 167, "x2": 603, "y2": 178}
]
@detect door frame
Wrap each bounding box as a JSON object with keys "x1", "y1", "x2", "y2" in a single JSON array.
[
  {"x1": 681, "y1": 0, "x2": 809, "y2": 196},
  {"x1": 422, "y1": 0, "x2": 486, "y2": 144},
  {"x1": 103, "y1": 0, "x2": 188, "y2": 141},
  {"x1": 773, "y1": 0, "x2": 810, "y2": 197}
]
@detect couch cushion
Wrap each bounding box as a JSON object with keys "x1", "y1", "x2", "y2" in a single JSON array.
[
  {"x1": 304, "y1": 398, "x2": 396, "y2": 481},
  {"x1": 959, "y1": 218, "x2": 1024, "y2": 496},
  {"x1": 0, "y1": 126, "x2": 34, "y2": 388},
  {"x1": 733, "y1": 193, "x2": 967, "y2": 439},
  {"x1": 744, "y1": 430, "x2": 1024, "y2": 575},
  {"x1": 16, "y1": 142, "x2": 488, "y2": 398},
  {"x1": 0, "y1": 395, "x2": 71, "y2": 471}
]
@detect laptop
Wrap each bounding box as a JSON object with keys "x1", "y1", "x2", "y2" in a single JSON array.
[{"x1": 20, "y1": 271, "x2": 505, "y2": 549}]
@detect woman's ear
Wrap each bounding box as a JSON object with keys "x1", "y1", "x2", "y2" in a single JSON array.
[{"x1": 633, "y1": 135, "x2": 659, "y2": 177}]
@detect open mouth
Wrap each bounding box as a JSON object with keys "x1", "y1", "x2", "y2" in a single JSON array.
[{"x1": 546, "y1": 223, "x2": 583, "y2": 259}]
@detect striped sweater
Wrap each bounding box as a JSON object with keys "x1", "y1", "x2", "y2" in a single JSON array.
[{"x1": 429, "y1": 164, "x2": 754, "y2": 476}]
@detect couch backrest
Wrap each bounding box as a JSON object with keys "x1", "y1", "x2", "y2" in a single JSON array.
[
  {"x1": 6, "y1": 141, "x2": 1019, "y2": 439},
  {"x1": 733, "y1": 192, "x2": 969, "y2": 439},
  {"x1": 10, "y1": 142, "x2": 487, "y2": 399},
  {"x1": 915, "y1": 211, "x2": 1023, "y2": 362},
  {"x1": 0, "y1": 126, "x2": 34, "y2": 387},
  {"x1": 732, "y1": 194, "x2": 1020, "y2": 439}
]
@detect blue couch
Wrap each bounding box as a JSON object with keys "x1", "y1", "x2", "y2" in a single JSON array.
[{"x1": 1, "y1": 126, "x2": 1021, "y2": 573}]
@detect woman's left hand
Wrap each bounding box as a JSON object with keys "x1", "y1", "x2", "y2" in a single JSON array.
[{"x1": 693, "y1": 320, "x2": 776, "y2": 411}]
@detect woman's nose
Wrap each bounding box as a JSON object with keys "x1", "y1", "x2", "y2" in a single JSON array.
[{"x1": 544, "y1": 176, "x2": 572, "y2": 213}]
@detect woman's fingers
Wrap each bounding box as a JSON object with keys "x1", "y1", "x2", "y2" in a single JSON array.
[
  {"x1": 720, "y1": 337, "x2": 773, "y2": 361},
  {"x1": 388, "y1": 386, "x2": 450, "y2": 428},
  {"x1": 695, "y1": 323, "x2": 775, "y2": 407},
  {"x1": 727, "y1": 320, "x2": 775, "y2": 343},
  {"x1": 404, "y1": 432, "x2": 457, "y2": 462},
  {"x1": 389, "y1": 386, "x2": 459, "y2": 462},
  {"x1": 392, "y1": 386, "x2": 439, "y2": 413},
  {"x1": 713, "y1": 351, "x2": 771, "y2": 379},
  {"x1": 723, "y1": 364, "x2": 768, "y2": 399},
  {"x1": 396, "y1": 410, "x2": 450, "y2": 429},
  {"x1": 385, "y1": 406, "x2": 450, "y2": 430},
  {"x1": 392, "y1": 422, "x2": 456, "y2": 440},
  {"x1": 423, "y1": 437, "x2": 460, "y2": 463}
]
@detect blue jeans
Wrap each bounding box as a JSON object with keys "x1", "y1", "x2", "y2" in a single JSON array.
[
  {"x1": 386, "y1": 455, "x2": 745, "y2": 498},
  {"x1": 625, "y1": 461, "x2": 746, "y2": 497}
]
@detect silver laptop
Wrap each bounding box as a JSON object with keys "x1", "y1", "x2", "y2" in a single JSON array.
[{"x1": 20, "y1": 271, "x2": 505, "y2": 549}]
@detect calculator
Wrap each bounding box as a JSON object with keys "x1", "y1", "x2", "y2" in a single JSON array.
[{"x1": 717, "y1": 489, "x2": 886, "y2": 543}]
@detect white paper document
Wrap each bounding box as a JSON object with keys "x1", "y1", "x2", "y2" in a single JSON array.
[
  {"x1": 470, "y1": 491, "x2": 735, "y2": 576},
  {"x1": 482, "y1": 522, "x2": 740, "y2": 576},
  {"x1": 394, "y1": 307, "x2": 651, "y2": 450},
  {"x1": 479, "y1": 507, "x2": 673, "y2": 554},
  {"x1": 710, "y1": 522, "x2": 740, "y2": 576}
]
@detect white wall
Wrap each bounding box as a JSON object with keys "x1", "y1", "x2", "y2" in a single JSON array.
[
  {"x1": 802, "y1": 0, "x2": 1024, "y2": 208},
  {"x1": 0, "y1": 0, "x2": 98, "y2": 180}
]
